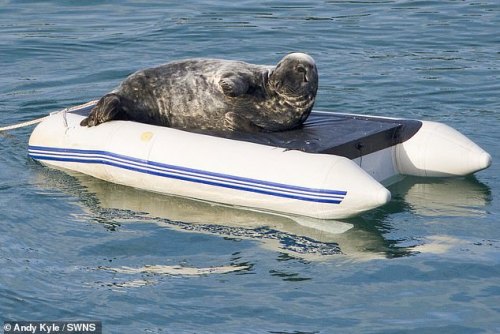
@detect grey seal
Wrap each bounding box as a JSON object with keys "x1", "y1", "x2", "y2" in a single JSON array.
[{"x1": 80, "y1": 53, "x2": 318, "y2": 133}]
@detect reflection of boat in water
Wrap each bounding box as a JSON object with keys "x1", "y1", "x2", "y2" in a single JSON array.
[
  {"x1": 33, "y1": 167, "x2": 402, "y2": 260},
  {"x1": 31, "y1": 162, "x2": 492, "y2": 260},
  {"x1": 388, "y1": 176, "x2": 491, "y2": 217}
]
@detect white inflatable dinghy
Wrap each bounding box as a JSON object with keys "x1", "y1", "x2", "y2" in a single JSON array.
[{"x1": 28, "y1": 101, "x2": 491, "y2": 219}]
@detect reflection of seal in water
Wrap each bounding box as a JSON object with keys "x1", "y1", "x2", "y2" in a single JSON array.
[{"x1": 80, "y1": 53, "x2": 318, "y2": 132}]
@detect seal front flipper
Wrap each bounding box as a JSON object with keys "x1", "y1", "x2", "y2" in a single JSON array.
[
  {"x1": 80, "y1": 93, "x2": 123, "y2": 127},
  {"x1": 224, "y1": 112, "x2": 263, "y2": 133},
  {"x1": 219, "y1": 74, "x2": 250, "y2": 97}
]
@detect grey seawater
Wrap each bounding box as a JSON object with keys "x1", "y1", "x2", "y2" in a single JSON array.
[{"x1": 1, "y1": 1, "x2": 499, "y2": 333}]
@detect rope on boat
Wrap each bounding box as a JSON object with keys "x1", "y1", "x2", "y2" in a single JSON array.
[{"x1": 0, "y1": 100, "x2": 98, "y2": 132}]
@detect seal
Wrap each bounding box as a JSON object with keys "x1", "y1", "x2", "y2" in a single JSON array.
[{"x1": 80, "y1": 53, "x2": 318, "y2": 133}]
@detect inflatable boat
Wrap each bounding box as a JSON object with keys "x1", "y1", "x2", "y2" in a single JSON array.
[{"x1": 28, "y1": 101, "x2": 491, "y2": 219}]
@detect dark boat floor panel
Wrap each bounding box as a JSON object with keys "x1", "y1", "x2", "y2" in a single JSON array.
[
  {"x1": 198, "y1": 112, "x2": 422, "y2": 159},
  {"x1": 74, "y1": 105, "x2": 422, "y2": 159}
]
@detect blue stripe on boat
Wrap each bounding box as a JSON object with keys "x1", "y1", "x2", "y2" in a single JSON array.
[{"x1": 28, "y1": 145, "x2": 347, "y2": 204}]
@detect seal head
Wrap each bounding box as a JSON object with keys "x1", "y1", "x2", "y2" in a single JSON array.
[
  {"x1": 253, "y1": 52, "x2": 318, "y2": 131},
  {"x1": 269, "y1": 52, "x2": 318, "y2": 99}
]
